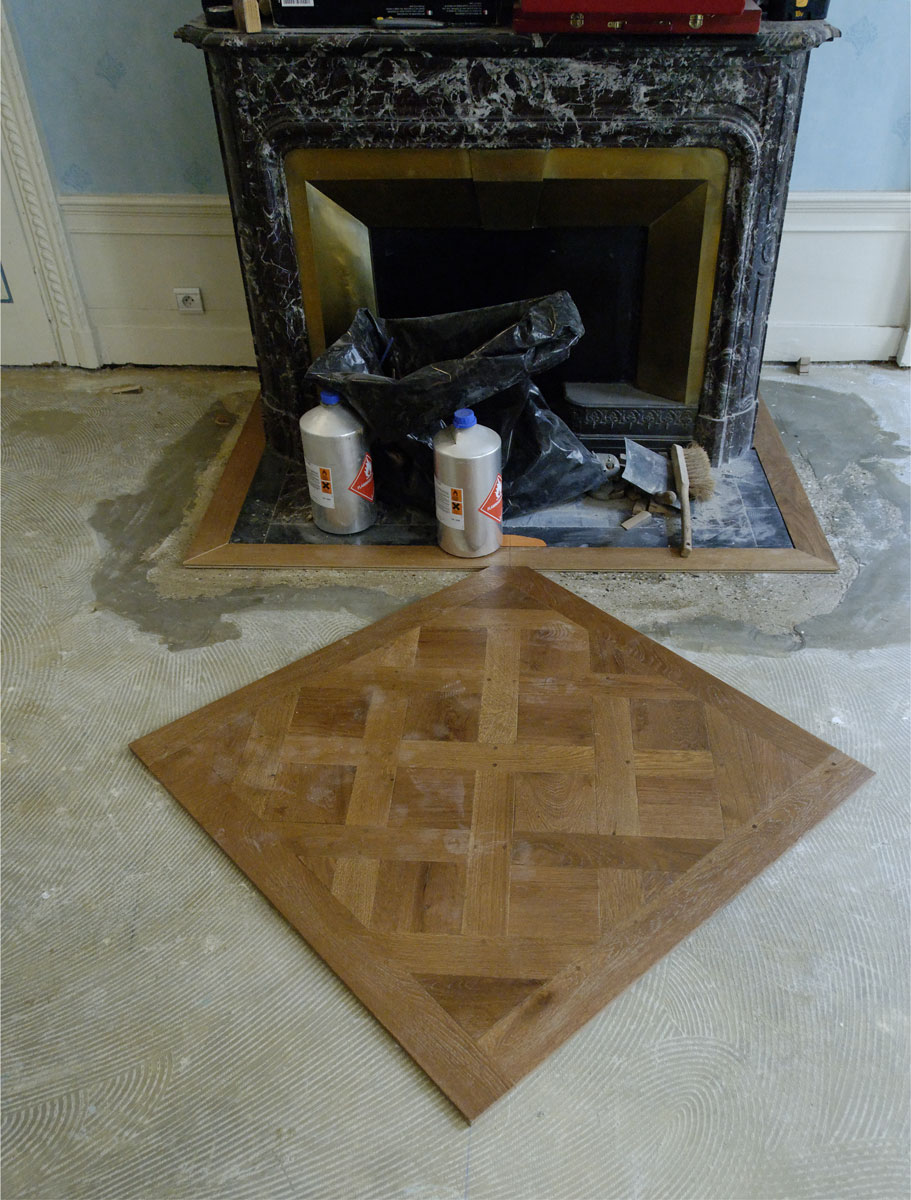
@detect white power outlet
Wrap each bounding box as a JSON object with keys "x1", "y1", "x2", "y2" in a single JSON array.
[{"x1": 174, "y1": 287, "x2": 204, "y2": 314}]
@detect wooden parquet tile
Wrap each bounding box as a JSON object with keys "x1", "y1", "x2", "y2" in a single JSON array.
[{"x1": 131, "y1": 567, "x2": 872, "y2": 1121}]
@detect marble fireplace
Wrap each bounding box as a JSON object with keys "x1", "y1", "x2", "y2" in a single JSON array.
[{"x1": 178, "y1": 17, "x2": 837, "y2": 467}]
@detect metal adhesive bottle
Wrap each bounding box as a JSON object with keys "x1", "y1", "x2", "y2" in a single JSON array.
[
  {"x1": 299, "y1": 390, "x2": 375, "y2": 535},
  {"x1": 433, "y1": 408, "x2": 502, "y2": 558}
]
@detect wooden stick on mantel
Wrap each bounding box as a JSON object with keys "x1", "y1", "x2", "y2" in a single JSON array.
[{"x1": 233, "y1": 0, "x2": 262, "y2": 33}]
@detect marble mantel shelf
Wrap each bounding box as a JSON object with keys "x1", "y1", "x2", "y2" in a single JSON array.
[{"x1": 176, "y1": 19, "x2": 838, "y2": 57}]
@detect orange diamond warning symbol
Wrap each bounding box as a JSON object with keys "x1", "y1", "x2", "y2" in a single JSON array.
[
  {"x1": 479, "y1": 474, "x2": 503, "y2": 522},
  {"x1": 348, "y1": 453, "x2": 375, "y2": 502}
]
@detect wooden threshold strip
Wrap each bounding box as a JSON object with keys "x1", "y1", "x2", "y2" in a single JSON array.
[{"x1": 184, "y1": 398, "x2": 836, "y2": 572}]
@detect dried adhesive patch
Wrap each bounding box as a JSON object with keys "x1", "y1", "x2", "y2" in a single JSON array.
[{"x1": 131, "y1": 567, "x2": 872, "y2": 1121}]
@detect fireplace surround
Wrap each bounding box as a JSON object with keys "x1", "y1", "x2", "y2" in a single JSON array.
[
  {"x1": 284, "y1": 144, "x2": 728, "y2": 447},
  {"x1": 179, "y1": 17, "x2": 837, "y2": 468}
]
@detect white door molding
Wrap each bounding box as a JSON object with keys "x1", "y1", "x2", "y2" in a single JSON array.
[{"x1": 0, "y1": 7, "x2": 100, "y2": 367}]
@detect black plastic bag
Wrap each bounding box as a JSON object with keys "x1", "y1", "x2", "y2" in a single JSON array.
[{"x1": 304, "y1": 293, "x2": 609, "y2": 517}]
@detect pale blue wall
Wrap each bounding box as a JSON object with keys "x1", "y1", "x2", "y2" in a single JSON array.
[
  {"x1": 4, "y1": 0, "x2": 910, "y2": 194},
  {"x1": 4, "y1": 0, "x2": 224, "y2": 193},
  {"x1": 790, "y1": 0, "x2": 910, "y2": 191}
]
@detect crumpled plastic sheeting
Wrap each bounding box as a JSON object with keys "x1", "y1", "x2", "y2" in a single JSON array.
[{"x1": 305, "y1": 293, "x2": 609, "y2": 517}]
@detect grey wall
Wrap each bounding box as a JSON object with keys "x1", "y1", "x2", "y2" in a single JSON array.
[{"x1": 4, "y1": 0, "x2": 910, "y2": 195}]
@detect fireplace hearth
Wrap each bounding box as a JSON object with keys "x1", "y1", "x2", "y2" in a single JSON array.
[{"x1": 180, "y1": 17, "x2": 837, "y2": 467}]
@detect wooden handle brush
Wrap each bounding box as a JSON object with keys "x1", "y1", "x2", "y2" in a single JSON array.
[{"x1": 670, "y1": 443, "x2": 715, "y2": 558}]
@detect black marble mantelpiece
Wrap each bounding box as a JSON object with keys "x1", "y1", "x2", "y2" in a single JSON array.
[{"x1": 179, "y1": 18, "x2": 838, "y2": 465}]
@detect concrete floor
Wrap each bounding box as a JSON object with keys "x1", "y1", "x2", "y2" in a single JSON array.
[{"x1": 1, "y1": 362, "x2": 908, "y2": 1199}]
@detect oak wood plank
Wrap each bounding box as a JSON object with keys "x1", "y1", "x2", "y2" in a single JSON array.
[
  {"x1": 593, "y1": 695, "x2": 639, "y2": 837},
  {"x1": 511, "y1": 831, "x2": 719, "y2": 872},
  {"x1": 598, "y1": 868, "x2": 645, "y2": 932},
  {"x1": 378, "y1": 933, "x2": 593, "y2": 980},
  {"x1": 477, "y1": 628, "x2": 522, "y2": 744},
  {"x1": 369, "y1": 861, "x2": 465, "y2": 935},
  {"x1": 322, "y1": 664, "x2": 488, "y2": 691},
  {"x1": 396, "y1": 741, "x2": 596, "y2": 773},
  {"x1": 632, "y1": 750, "x2": 716, "y2": 776},
  {"x1": 636, "y1": 803, "x2": 726, "y2": 841},
  {"x1": 462, "y1": 770, "x2": 514, "y2": 937},
  {"x1": 508, "y1": 865, "x2": 601, "y2": 943},
  {"x1": 330, "y1": 693, "x2": 409, "y2": 921},
  {"x1": 190, "y1": 542, "x2": 834, "y2": 572},
  {"x1": 513, "y1": 772, "x2": 597, "y2": 834},
  {"x1": 286, "y1": 825, "x2": 472, "y2": 862},
  {"x1": 330, "y1": 857, "x2": 381, "y2": 928},
  {"x1": 416, "y1": 976, "x2": 545, "y2": 1039},
  {"x1": 754, "y1": 398, "x2": 837, "y2": 566},
  {"x1": 422, "y1": 609, "x2": 582, "y2": 631},
  {"x1": 183, "y1": 396, "x2": 265, "y2": 565}
]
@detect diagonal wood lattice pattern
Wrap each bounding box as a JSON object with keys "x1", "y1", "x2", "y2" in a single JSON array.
[{"x1": 132, "y1": 567, "x2": 872, "y2": 1120}]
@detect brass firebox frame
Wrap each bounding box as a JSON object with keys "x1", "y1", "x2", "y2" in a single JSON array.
[{"x1": 285, "y1": 147, "x2": 728, "y2": 408}]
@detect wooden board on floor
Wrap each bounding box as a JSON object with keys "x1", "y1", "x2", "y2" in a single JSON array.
[
  {"x1": 131, "y1": 567, "x2": 871, "y2": 1120},
  {"x1": 183, "y1": 399, "x2": 837, "y2": 572}
]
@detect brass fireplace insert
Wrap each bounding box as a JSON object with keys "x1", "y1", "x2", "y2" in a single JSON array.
[{"x1": 285, "y1": 147, "x2": 728, "y2": 411}]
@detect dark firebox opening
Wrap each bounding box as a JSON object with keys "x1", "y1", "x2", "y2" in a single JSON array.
[{"x1": 369, "y1": 225, "x2": 648, "y2": 394}]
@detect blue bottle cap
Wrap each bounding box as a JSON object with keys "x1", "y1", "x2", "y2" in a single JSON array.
[
  {"x1": 453, "y1": 408, "x2": 476, "y2": 429},
  {"x1": 320, "y1": 390, "x2": 341, "y2": 406}
]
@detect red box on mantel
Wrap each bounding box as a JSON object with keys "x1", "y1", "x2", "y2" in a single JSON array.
[
  {"x1": 518, "y1": 0, "x2": 745, "y2": 11},
  {"x1": 513, "y1": 0, "x2": 761, "y2": 34}
]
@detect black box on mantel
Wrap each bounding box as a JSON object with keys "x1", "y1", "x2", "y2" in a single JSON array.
[
  {"x1": 763, "y1": 0, "x2": 829, "y2": 18},
  {"x1": 271, "y1": 0, "x2": 505, "y2": 26}
]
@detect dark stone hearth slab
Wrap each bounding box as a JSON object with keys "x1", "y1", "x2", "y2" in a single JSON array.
[{"x1": 229, "y1": 445, "x2": 793, "y2": 552}]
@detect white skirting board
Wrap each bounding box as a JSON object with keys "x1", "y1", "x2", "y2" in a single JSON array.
[
  {"x1": 764, "y1": 192, "x2": 910, "y2": 363},
  {"x1": 57, "y1": 190, "x2": 911, "y2": 368},
  {"x1": 60, "y1": 195, "x2": 257, "y2": 367}
]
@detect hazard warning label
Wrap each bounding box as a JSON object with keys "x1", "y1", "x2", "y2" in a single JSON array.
[
  {"x1": 348, "y1": 453, "x2": 375, "y2": 502},
  {"x1": 306, "y1": 462, "x2": 335, "y2": 508},
  {"x1": 478, "y1": 474, "x2": 503, "y2": 523},
  {"x1": 435, "y1": 478, "x2": 465, "y2": 530}
]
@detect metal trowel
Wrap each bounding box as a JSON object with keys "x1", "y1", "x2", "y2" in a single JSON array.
[{"x1": 621, "y1": 438, "x2": 680, "y2": 508}]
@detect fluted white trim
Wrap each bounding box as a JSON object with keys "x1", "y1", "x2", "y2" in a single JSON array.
[{"x1": 1, "y1": 8, "x2": 101, "y2": 367}]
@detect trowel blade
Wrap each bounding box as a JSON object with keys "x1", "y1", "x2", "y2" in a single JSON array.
[{"x1": 621, "y1": 438, "x2": 675, "y2": 502}]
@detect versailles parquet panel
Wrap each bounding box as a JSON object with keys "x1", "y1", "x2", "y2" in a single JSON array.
[{"x1": 131, "y1": 568, "x2": 871, "y2": 1120}]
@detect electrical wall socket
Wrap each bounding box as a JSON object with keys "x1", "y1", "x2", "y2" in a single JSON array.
[{"x1": 174, "y1": 287, "x2": 204, "y2": 314}]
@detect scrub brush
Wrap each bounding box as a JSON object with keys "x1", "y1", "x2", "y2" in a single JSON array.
[
  {"x1": 680, "y1": 443, "x2": 715, "y2": 502},
  {"x1": 670, "y1": 443, "x2": 715, "y2": 557}
]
